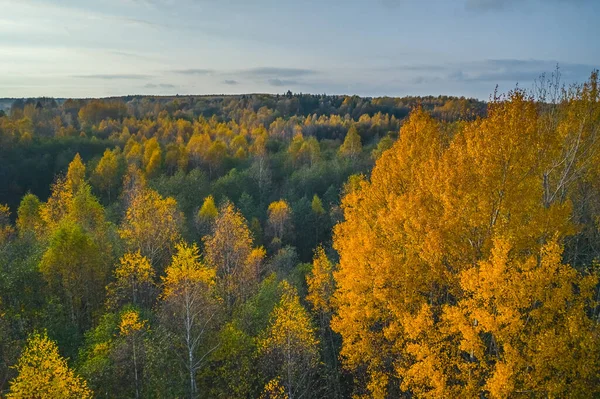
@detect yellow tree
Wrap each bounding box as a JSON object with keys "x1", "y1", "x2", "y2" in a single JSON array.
[
  {"x1": 260, "y1": 378, "x2": 289, "y2": 399},
  {"x1": 267, "y1": 199, "x2": 292, "y2": 248},
  {"x1": 331, "y1": 98, "x2": 588, "y2": 397},
  {"x1": 121, "y1": 164, "x2": 147, "y2": 208},
  {"x1": 187, "y1": 132, "x2": 212, "y2": 168},
  {"x1": 206, "y1": 139, "x2": 227, "y2": 177},
  {"x1": 7, "y1": 332, "x2": 92, "y2": 399},
  {"x1": 125, "y1": 139, "x2": 143, "y2": 167},
  {"x1": 35, "y1": 154, "x2": 113, "y2": 331},
  {"x1": 39, "y1": 153, "x2": 108, "y2": 236},
  {"x1": 106, "y1": 251, "x2": 156, "y2": 309},
  {"x1": 92, "y1": 147, "x2": 121, "y2": 201},
  {"x1": 196, "y1": 195, "x2": 218, "y2": 237},
  {"x1": 306, "y1": 246, "x2": 334, "y2": 315},
  {"x1": 119, "y1": 187, "x2": 183, "y2": 267},
  {"x1": 443, "y1": 238, "x2": 600, "y2": 398},
  {"x1": 160, "y1": 242, "x2": 221, "y2": 398},
  {"x1": 141, "y1": 137, "x2": 162, "y2": 177},
  {"x1": 259, "y1": 281, "x2": 319, "y2": 399},
  {"x1": 119, "y1": 309, "x2": 148, "y2": 399},
  {"x1": 204, "y1": 203, "x2": 264, "y2": 309},
  {"x1": 65, "y1": 153, "x2": 86, "y2": 194},
  {"x1": 306, "y1": 246, "x2": 341, "y2": 396}
]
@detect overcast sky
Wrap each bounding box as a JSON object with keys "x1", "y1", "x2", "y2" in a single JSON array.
[{"x1": 0, "y1": 0, "x2": 598, "y2": 99}]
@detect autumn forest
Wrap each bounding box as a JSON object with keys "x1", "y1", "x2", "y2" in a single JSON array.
[{"x1": 1, "y1": 72, "x2": 600, "y2": 398}]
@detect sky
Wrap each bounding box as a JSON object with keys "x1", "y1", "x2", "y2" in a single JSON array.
[{"x1": 0, "y1": 0, "x2": 598, "y2": 99}]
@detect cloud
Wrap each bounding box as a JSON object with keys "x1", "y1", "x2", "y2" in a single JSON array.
[
  {"x1": 465, "y1": 0, "x2": 515, "y2": 10},
  {"x1": 465, "y1": 0, "x2": 592, "y2": 11},
  {"x1": 267, "y1": 78, "x2": 298, "y2": 87},
  {"x1": 241, "y1": 67, "x2": 317, "y2": 78},
  {"x1": 382, "y1": 59, "x2": 597, "y2": 87},
  {"x1": 73, "y1": 74, "x2": 153, "y2": 80},
  {"x1": 144, "y1": 83, "x2": 177, "y2": 89},
  {"x1": 449, "y1": 59, "x2": 597, "y2": 83},
  {"x1": 222, "y1": 79, "x2": 239, "y2": 85},
  {"x1": 171, "y1": 68, "x2": 215, "y2": 75}
]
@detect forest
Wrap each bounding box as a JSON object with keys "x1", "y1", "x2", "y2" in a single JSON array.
[{"x1": 0, "y1": 72, "x2": 599, "y2": 398}]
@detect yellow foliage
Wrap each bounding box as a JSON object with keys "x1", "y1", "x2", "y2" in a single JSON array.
[
  {"x1": 92, "y1": 148, "x2": 120, "y2": 200},
  {"x1": 199, "y1": 195, "x2": 218, "y2": 220},
  {"x1": 339, "y1": 125, "x2": 362, "y2": 160},
  {"x1": 311, "y1": 194, "x2": 325, "y2": 215},
  {"x1": 444, "y1": 238, "x2": 600, "y2": 398},
  {"x1": 204, "y1": 203, "x2": 262, "y2": 307},
  {"x1": 119, "y1": 188, "x2": 182, "y2": 265},
  {"x1": 260, "y1": 378, "x2": 289, "y2": 399},
  {"x1": 65, "y1": 153, "x2": 86, "y2": 194},
  {"x1": 108, "y1": 250, "x2": 155, "y2": 307},
  {"x1": 267, "y1": 200, "x2": 292, "y2": 245},
  {"x1": 306, "y1": 246, "x2": 334, "y2": 314},
  {"x1": 119, "y1": 309, "x2": 147, "y2": 336},
  {"x1": 259, "y1": 281, "x2": 319, "y2": 397},
  {"x1": 331, "y1": 92, "x2": 600, "y2": 397},
  {"x1": 7, "y1": 332, "x2": 92, "y2": 399},
  {"x1": 161, "y1": 241, "x2": 215, "y2": 300}
]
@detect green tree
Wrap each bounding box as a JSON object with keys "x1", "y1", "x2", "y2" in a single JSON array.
[{"x1": 339, "y1": 126, "x2": 362, "y2": 161}]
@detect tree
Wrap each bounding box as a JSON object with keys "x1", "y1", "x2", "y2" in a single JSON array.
[
  {"x1": 267, "y1": 200, "x2": 293, "y2": 249},
  {"x1": 250, "y1": 131, "x2": 271, "y2": 200},
  {"x1": 160, "y1": 242, "x2": 221, "y2": 399},
  {"x1": 0, "y1": 204, "x2": 14, "y2": 244},
  {"x1": 196, "y1": 195, "x2": 218, "y2": 237},
  {"x1": 259, "y1": 281, "x2": 319, "y2": 399},
  {"x1": 310, "y1": 195, "x2": 326, "y2": 244},
  {"x1": 106, "y1": 251, "x2": 156, "y2": 309},
  {"x1": 204, "y1": 203, "x2": 264, "y2": 309},
  {"x1": 261, "y1": 378, "x2": 289, "y2": 399},
  {"x1": 187, "y1": 132, "x2": 211, "y2": 169},
  {"x1": 65, "y1": 153, "x2": 86, "y2": 194},
  {"x1": 306, "y1": 246, "x2": 341, "y2": 397},
  {"x1": 310, "y1": 195, "x2": 325, "y2": 217},
  {"x1": 118, "y1": 309, "x2": 148, "y2": 399},
  {"x1": 40, "y1": 222, "x2": 106, "y2": 331},
  {"x1": 16, "y1": 193, "x2": 42, "y2": 238},
  {"x1": 441, "y1": 239, "x2": 600, "y2": 398},
  {"x1": 331, "y1": 100, "x2": 596, "y2": 397},
  {"x1": 143, "y1": 138, "x2": 161, "y2": 176},
  {"x1": 7, "y1": 332, "x2": 92, "y2": 399},
  {"x1": 121, "y1": 164, "x2": 147, "y2": 208},
  {"x1": 371, "y1": 135, "x2": 394, "y2": 160},
  {"x1": 306, "y1": 246, "x2": 334, "y2": 315},
  {"x1": 77, "y1": 308, "x2": 153, "y2": 399},
  {"x1": 145, "y1": 147, "x2": 162, "y2": 177},
  {"x1": 338, "y1": 125, "x2": 362, "y2": 161},
  {"x1": 119, "y1": 187, "x2": 183, "y2": 267},
  {"x1": 206, "y1": 139, "x2": 227, "y2": 177},
  {"x1": 92, "y1": 147, "x2": 121, "y2": 202}
]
